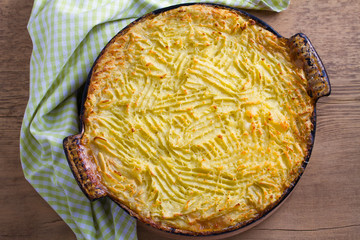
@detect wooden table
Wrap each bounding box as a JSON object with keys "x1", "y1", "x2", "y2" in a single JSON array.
[{"x1": 1, "y1": 0, "x2": 359, "y2": 239}]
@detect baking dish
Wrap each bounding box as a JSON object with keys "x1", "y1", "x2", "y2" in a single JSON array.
[{"x1": 63, "y1": 3, "x2": 331, "y2": 239}]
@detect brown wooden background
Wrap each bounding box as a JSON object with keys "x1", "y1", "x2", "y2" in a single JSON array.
[{"x1": 1, "y1": 0, "x2": 359, "y2": 239}]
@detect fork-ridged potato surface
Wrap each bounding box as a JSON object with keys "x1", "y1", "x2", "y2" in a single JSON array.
[{"x1": 82, "y1": 4, "x2": 314, "y2": 234}]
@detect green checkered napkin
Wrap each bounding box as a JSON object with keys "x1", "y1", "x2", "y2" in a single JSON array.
[{"x1": 21, "y1": 0, "x2": 290, "y2": 239}]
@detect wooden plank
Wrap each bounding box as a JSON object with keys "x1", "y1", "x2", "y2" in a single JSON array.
[{"x1": 0, "y1": 71, "x2": 30, "y2": 117}]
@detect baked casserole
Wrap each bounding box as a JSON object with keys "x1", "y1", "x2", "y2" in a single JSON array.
[{"x1": 64, "y1": 3, "x2": 331, "y2": 236}]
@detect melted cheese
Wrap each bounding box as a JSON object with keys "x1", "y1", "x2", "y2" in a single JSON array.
[{"x1": 82, "y1": 5, "x2": 314, "y2": 234}]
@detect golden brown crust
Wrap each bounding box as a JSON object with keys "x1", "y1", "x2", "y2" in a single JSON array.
[
  {"x1": 63, "y1": 134, "x2": 106, "y2": 200},
  {"x1": 288, "y1": 33, "x2": 331, "y2": 100},
  {"x1": 63, "y1": 3, "x2": 330, "y2": 236}
]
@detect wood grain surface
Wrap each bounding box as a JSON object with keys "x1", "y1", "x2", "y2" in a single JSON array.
[{"x1": 1, "y1": 0, "x2": 359, "y2": 239}]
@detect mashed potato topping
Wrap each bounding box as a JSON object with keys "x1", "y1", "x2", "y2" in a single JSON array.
[{"x1": 82, "y1": 4, "x2": 314, "y2": 234}]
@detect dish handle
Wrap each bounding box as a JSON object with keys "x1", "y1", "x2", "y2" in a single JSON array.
[
  {"x1": 288, "y1": 33, "x2": 331, "y2": 100},
  {"x1": 63, "y1": 134, "x2": 107, "y2": 200}
]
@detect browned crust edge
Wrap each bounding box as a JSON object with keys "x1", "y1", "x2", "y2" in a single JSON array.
[
  {"x1": 109, "y1": 187, "x2": 299, "y2": 236},
  {"x1": 288, "y1": 33, "x2": 331, "y2": 100},
  {"x1": 63, "y1": 3, "x2": 331, "y2": 237},
  {"x1": 80, "y1": 13, "x2": 158, "y2": 123},
  {"x1": 63, "y1": 134, "x2": 107, "y2": 200}
]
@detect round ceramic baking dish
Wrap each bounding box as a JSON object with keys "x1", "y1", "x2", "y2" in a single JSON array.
[{"x1": 64, "y1": 3, "x2": 331, "y2": 239}]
